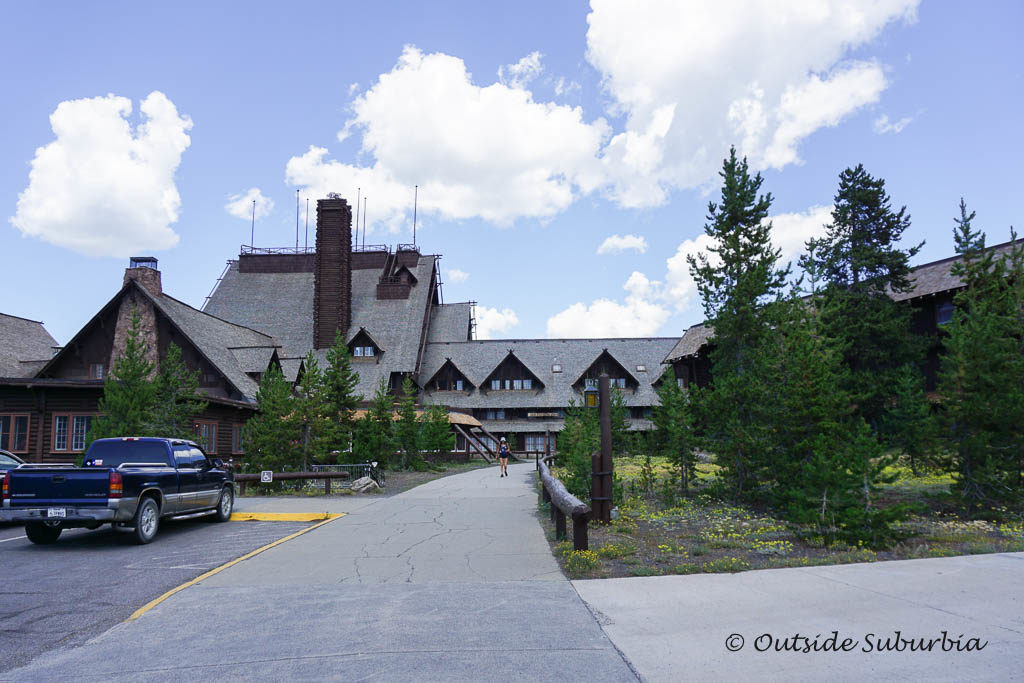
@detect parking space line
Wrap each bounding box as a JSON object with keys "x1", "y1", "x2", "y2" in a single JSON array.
[
  {"x1": 229, "y1": 512, "x2": 342, "y2": 522},
  {"x1": 0, "y1": 535, "x2": 27, "y2": 544},
  {"x1": 128, "y1": 514, "x2": 344, "y2": 621}
]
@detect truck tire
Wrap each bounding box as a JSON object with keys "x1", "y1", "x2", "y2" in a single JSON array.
[
  {"x1": 211, "y1": 486, "x2": 233, "y2": 522},
  {"x1": 25, "y1": 521, "x2": 63, "y2": 544},
  {"x1": 131, "y1": 497, "x2": 160, "y2": 545}
]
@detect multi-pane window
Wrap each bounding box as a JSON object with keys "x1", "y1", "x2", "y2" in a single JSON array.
[
  {"x1": 491, "y1": 379, "x2": 501, "y2": 391},
  {"x1": 89, "y1": 363, "x2": 104, "y2": 380},
  {"x1": 937, "y1": 301, "x2": 955, "y2": 326},
  {"x1": 52, "y1": 414, "x2": 92, "y2": 452},
  {"x1": 353, "y1": 346, "x2": 375, "y2": 357},
  {"x1": 584, "y1": 377, "x2": 626, "y2": 389},
  {"x1": 194, "y1": 421, "x2": 217, "y2": 454},
  {"x1": 485, "y1": 409, "x2": 506, "y2": 420},
  {"x1": 0, "y1": 414, "x2": 30, "y2": 453},
  {"x1": 584, "y1": 378, "x2": 598, "y2": 390},
  {"x1": 491, "y1": 378, "x2": 532, "y2": 391},
  {"x1": 232, "y1": 424, "x2": 245, "y2": 454},
  {"x1": 523, "y1": 379, "x2": 532, "y2": 390},
  {"x1": 524, "y1": 434, "x2": 555, "y2": 453}
]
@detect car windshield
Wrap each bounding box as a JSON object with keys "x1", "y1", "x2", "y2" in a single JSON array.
[
  {"x1": 0, "y1": 453, "x2": 20, "y2": 467},
  {"x1": 83, "y1": 441, "x2": 170, "y2": 467}
]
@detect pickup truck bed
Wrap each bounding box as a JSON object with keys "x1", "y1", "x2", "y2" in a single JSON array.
[{"x1": 1, "y1": 437, "x2": 234, "y2": 544}]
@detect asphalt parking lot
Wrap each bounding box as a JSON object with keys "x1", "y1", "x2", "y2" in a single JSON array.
[{"x1": 0, "y1": 518, "x2": 314, "y2": 674}]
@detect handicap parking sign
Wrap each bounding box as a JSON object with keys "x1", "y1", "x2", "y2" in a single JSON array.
[{"x1": 260, "y1": 470, "x2": 273, "y2": 483}]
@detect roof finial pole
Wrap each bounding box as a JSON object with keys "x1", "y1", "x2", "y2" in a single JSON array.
[
  {"x1": 295, "y1": 189, "x2": 300, "y2": 251},
  {"x1": 355, "y1": 187, "x2": 361, "y2": 250},
  {"x1": 413, "y1": 184, "x2": 418, "y2": 247},
  {"x1": 304, "y1": 198, "x2": 309, "y2": 251},
  {"x1": 250, "y1": 199, "x2": 255, "y2": 247},
  {"x1": 362, "y1": 197, "x2": 367, "y2": 249}
]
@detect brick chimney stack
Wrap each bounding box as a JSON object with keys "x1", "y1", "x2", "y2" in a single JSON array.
[{"x1": 313, "y1": 196, "x2": 353, "y2": 349}]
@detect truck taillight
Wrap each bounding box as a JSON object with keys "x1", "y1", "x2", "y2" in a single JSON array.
[
  {"x1": 2, "y1": 472, "x2": 9, "y2": 502},
  {"x1": 109, "y1": 471, "x2": 123, "y2": 499}
]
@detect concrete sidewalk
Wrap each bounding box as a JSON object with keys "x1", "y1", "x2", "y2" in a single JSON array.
[
  {"x1": 5, "y1": 463, "x2": 637, "y2": 681},
  {"x1": 574, "y1": 552, "x2": 1024, "y2": 681}
]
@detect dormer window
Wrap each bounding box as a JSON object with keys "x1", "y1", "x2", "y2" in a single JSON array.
[
  {"x1": 426, "y1": 359, "x2": 473, "y2": 393},
  {"x1": 482, "y1": 351, "x2": 544, "y2": 394},
  {"x1": 353, "y1": 346, "x2": 375, "y2": 357},
  {"x1": 348, "y1": 328, "x2": 382, "y2": 361},
  {"x1": 574, "y1": 350, "x2": 639, "y2": 394}
]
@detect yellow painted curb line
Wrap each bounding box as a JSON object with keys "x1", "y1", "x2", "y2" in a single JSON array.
[
  {"x1": 128, "y1": 513, "x2": 344, "y2": 622},
  {"x1": 230, "y1": 512, "x2": 342, "y2": 522}
]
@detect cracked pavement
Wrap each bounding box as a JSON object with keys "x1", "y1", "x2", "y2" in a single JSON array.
[{"x1": 5, "y1": 463, "x2": 637, "y2": 681}]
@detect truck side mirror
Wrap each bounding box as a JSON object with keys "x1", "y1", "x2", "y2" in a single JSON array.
[{"x1": 213, "y1": 458, "x2": 224, "y2": 469}]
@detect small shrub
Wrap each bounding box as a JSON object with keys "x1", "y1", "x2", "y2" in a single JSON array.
[
  {"x1": 701, "y1": 557, "x2": 751, "y2": 573},
  {"x1": 672, "y1": 563, "x2": 698, "y2": 575},
  {"x1": 690, "y1": 544, "x2": 709, "y2": 557},
  {"x1": 596, "y1": 543, "x2": 637, "y2": 559},
  {"x1": 564, "y1": 550, "x2": 601, "y2": 577}
]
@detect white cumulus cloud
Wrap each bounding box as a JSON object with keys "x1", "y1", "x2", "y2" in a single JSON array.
[
  {"x1": 586, "y1": 0, "x2": 918, "y2": 204},
  {"x1": 286, "y1": 46, "x2": 609, "y2": 234},
  {"x1": 873, "y1": 113, "x2": 914, "y2": 134},
  {"x1": 597, "y1": 233, "x2": 648, "y2": 255},
  {"x1": 475, "y1": 305, "x2": 520, "y2": 340},
  {"x1": 498, "y1": 51, "x2": 544, "y2": 89},
  {"x1": 446, "y1": 268, "x2": 469, "y2": 284},
  {"x1": 546, "y1": 272, "x2": 670, "y2": 338},
  {"x1": 10, "y1": 91, "x2": 192, "y2": 257},
  {"x1": 225, "y1": 188, "x2": 274, "y2": 220}
]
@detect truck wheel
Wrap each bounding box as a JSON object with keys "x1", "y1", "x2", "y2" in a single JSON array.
[
  {"x1": 211, "y1": 486, "x2": 233, "y2": 522},
  {"x1": 131, "y1": 497, "x2": 160, "y2": 544},
  {"x1": 25, "y1": 521, "x2": 63, "y2": 545}
]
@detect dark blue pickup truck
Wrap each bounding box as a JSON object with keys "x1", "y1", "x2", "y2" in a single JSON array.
[{"x1": 0, "y1": 437, "x2": 234, "y2": 545}]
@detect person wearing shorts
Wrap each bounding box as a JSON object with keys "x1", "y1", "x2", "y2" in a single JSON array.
[{"x1": 498, "y1": 438, "x2": 510, "y2": 477}]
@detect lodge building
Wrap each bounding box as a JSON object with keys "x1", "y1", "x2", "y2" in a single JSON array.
[{"x1": 0, "y1": 195, "x2": 1012, "y2": 462}]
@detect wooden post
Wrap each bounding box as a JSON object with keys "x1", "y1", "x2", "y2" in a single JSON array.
[
  {"x1": 597, "y1": 373, "x2": 613, "y2": 523},
  {"x1": 572, "y1": 513, "x2": 588, "y2": 551},
  {"x1": 324, "y1": 475, "x2": 331, "y2": 495},
  {"x1": 555, "y1": 507, "x2": 567, "y2": 540}
]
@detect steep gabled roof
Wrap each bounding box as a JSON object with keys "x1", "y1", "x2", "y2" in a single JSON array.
[
  {"x1": 479, "y1": 350, "x2": 545, "y2": 390},
  {"x1": 347, "y1": 326, "x2": 385, "y2": 352},
  {"x1": 419, "y1": 337, "x2": 677, "y2": 410},
  {"x1": 663, "y1": 323, "x2": 713, "y2": 363},
  {"x1": 0, "y1": 313, "x2": 58, "y2": 378},
  {"x1": 570, "y1": 348, "x2": 641, "y2": 388},
  {"x1": 427, "y1": 303, "x2": 472, "y2": 343},
  {"x1": 423, "y1": 358, "x2": 476, "y2": 390}
]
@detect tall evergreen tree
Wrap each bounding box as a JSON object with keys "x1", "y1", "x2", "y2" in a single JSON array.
[
  {"x1": 393, "y1": 375, "x2": 422, "y2": 470},
  {"x1": 352, "y1": 376, "x2": 395, "y2": 468},
  {"x1": 650, "y1": 368, "x2": 696, "y2": 492},
  {"x1": 242, "y1": 365, "x2": 299, "y2": 471},
  {"x1": 687, "y1": 147, "x2": 789, "y2": 498},
  {"x1": 148, "y1": 343, "x2": 207, "y2": 440},
  {"x1": 420, "y1": 405, "x2": 455, "y2": 457},
  {"x1": 290, "y1": 352, "x2": 336, "y2": 470},
  {"x1": 88, "y1": 308, "x2": 157, "y2": 446},
  {"x1": 801, "y1": 164, "x2": 923, "y2": 432},
  {"x1": 882, "y1": 364, "x2": 935, "y2": 476},
  {"x1": 558, "y1": 398, "x2": 600, "y2": 501},
  {"x1": 938, "y1": 201, "x2": 1023, "y2": 511},
  {"x1": 609, "y1": 385, "x2": 633, "y2": 456},
  {"x1": 324, "y1": 330, "x2": 362, "y2": 453}
]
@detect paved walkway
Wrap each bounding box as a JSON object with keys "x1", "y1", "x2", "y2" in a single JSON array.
[
  {"x1": 6, "y1": 463, "x2": 637, "y2": 681},
  {"x1": 7, "y1": 463, "x2": 1023, "y2": 681}
]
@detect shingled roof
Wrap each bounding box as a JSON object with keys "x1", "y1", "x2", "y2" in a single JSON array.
[
  {"x1": 663, "y1": 323, "x2": 713, "y2": 363},
  {"x1": 889, "y1": 239, "x2": 1019, "y2": 302},
  {"x1": 419, "y1": 337, "x2": 678, "y2": 410},
  {"x1": 427, "y1": 302, "x2": 473, "y2": 343},
  {"x1": 0, "y1": 313, "x2": 58, "y2": 378}
]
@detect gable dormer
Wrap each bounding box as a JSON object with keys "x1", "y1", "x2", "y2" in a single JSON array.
[
  {"x1": 348, "y1": 328, "x2": 383, "y2": 362},
  {"x1": 424, "y1": 358, "x2": 474, "y2": 393},
  {"x1": 572, "y1": 349, "x2": 639, "y2": 393},
  {"x1": 481, "y1": 350, "x2": 543, "y2": 393}
]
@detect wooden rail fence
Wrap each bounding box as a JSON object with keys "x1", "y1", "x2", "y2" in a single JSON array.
[{"x1": 537, "y1": 456, "x2": 590, "y2": 551}]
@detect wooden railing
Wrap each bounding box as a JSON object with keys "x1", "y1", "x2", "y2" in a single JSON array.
[{"x1": 537, "y1": 456, "x2": 590, "y2": 551}]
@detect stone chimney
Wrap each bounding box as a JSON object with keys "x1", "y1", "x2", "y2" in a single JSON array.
[
  {"x1": 313, "y1": 196, "x2": 353, "y2": 349},
  {"x1": 123, "y1": 256, "x2": 162, "y2": 297},
  {"x1": 113, "y1": 256, "x2": 161, "y2": 375}
]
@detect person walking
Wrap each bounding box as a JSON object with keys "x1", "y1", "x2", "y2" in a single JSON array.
[{"x1": 498, "y1": 437, "x2": 510, "y2": 477}]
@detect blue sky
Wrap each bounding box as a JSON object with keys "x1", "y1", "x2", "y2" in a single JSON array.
[{"x1": 2, "y1": 1, "x2": 1022, "y2": 346}]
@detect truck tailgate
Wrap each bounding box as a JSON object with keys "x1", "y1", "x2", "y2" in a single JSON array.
[{"x1": 7, "y1": 468, "x2": 111, "y2": 507}]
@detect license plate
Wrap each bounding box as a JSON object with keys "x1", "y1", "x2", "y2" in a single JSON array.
[{"x1": 47, "y1": 508, "x2": 66, "y2": 519}]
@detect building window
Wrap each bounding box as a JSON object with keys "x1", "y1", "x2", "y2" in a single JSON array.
[
  {"x1": 512, "y1": 379, "x2": 522, "y2": 390},
  {"x1": 0, "y1": 414, "x2": 30, "y2": 453},
  {"x1": 584, "y1": 378, "x2": 598, "y2": 390},
  {"x1": 937, "y1": 301, "x2": 955, "y2": 326},
  {"x1": 232, "y1": 424, "x2": 245, "y2": 454},
  {"x1": 491, "y1": 379, "x2": 501, "y2": 391},
  {"x1": 524, "y1": 434, "x2": 554, "y2": 453},
  {"x1": 52, "y1": 414, "x2": 93, "y2": 453},
  {"x1": 485, "y1": 409, "x2": 506, "y2": 420},
  {"x1": 636, "y1": 365, "x2": 646, "y2": 373},
  {"x1": 89, "y1": 363, "x2": 104, "y2": 380},
  {"x1": 194, "y1": 421, "x2": 218, "y2": 454},
  {"x1": 523, "y1": 379, "x2": 532, "y2": 390},
  {"x1": 455, "y1": 379, "x2": 463, "y2": 391},
  {"x1": 353, "y1": 346, "x2": 375, "y2": 357},
  {"x1": 200, "y1": 372, "x2": 219, "y2": 386},
  {"x1": 677, "y1": 378, "x2": 686, "y2": 388},
  {"x1": 615, "y1": 378, "x2": 626, "y2": 389},
  {"x1": 552, "y1": 364, "x2": 562, "y2": 373}
]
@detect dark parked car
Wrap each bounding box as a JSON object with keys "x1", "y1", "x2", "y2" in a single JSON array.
[
  {"x1": 0, "y1": 437, "x2": 234, "y2": 544},
  {"x1": 0, "y1": 449, "x2": 26, "y2": 471}
]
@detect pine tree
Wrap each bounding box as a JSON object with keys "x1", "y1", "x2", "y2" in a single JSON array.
[
  {"x1": 324, "y1": 330, "x2": 362, "y2": 454},
  {"x1": 650, "y1": 368, "x2": 696, "y2": 492},
  {"x1": 243, "y1": 365, "x2": 299, "y2": 472},
  {"x1": 609, "y1": 385, "x2": 633, "y2": 456},
  {"x1": 87, "y1": 307, "x2": 157, "y2": 446},
  {"x1": 352, "y1": 376, "x2": 395, "y2": 469},
  {"x1": 687, "y1": 147, "x2": 789, "y2": 498},
  {"x1": 938, "y1": 201, "x2": 1023, "y2": 511},
  {"x1": 420, "y1": 405, "x2": 455, "y2": 457},
  {"x1": 801, "y1": 164, "x2": 923, "y2": 433},
  {"x1": 148, "y1": 343, "x2": 207, "y2": 440},
  {"x1": 558, "y1": 399, "x2": 600, "y2": 501},
  {"x1": 289, "y1": 352, "x2": 336, "y2": 470},
  {"x1": 882, "y1": 364, "x2": 935, "y2": 476},
  {"x1": 393, "y1": 375, "x2": 422, "y2": 470}
]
